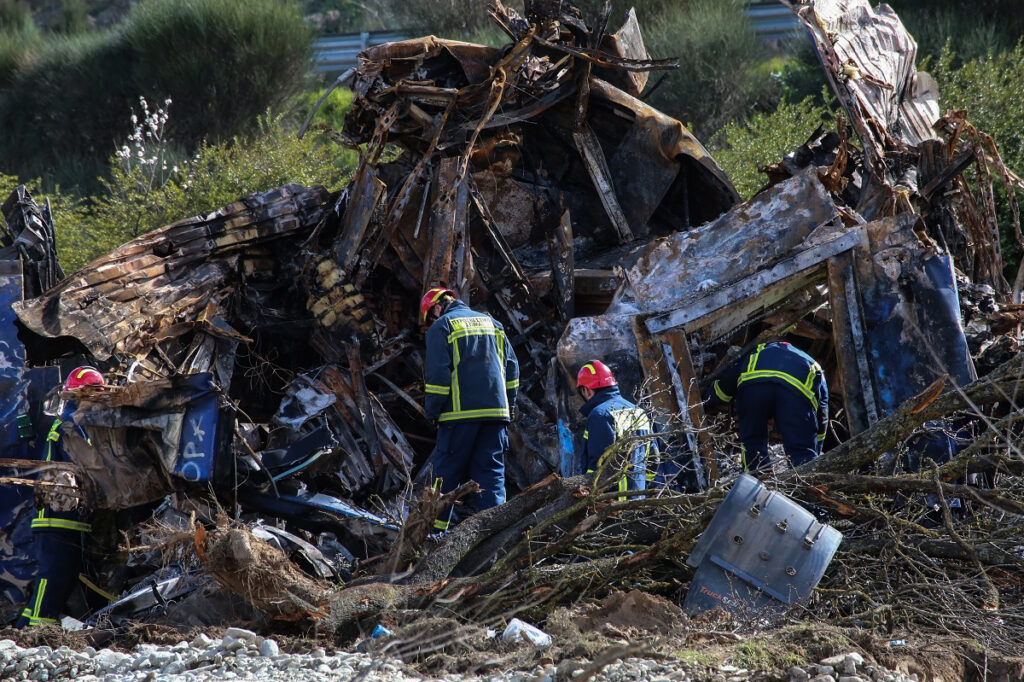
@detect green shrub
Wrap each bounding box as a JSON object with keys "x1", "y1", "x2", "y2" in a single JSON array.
[
  {"x1": 711, "y1": 96, "x2": 834, "y2": 200},
  {"x1": 123, "y1": 0, "x2": 312, "y2": 147},
  {"x1": 932, "y1": 45, "x2": 1024, "y2": 176},
  {"x1": 932, "y1": 44, "x2": 1024, "y2": 275},
  {"x1": 295, "y1": 85, "x2": 354, "y2": 133},
  {"x1": 54, "y1": 0, "x2": 91, "y2": 34},
  {"x1": 0, "y1": 29, "x2": 131, "y2": 187},
  {"x1": 642, "y1": 0, "x2": 778, "y2": 140},
  {"x1": 0, "y1": 0, "x2": 312, "y2": 192},
  {"x1": 0, "y1": 0, "x2": 40, "y2": 87},
  {"x1": 57, "y1": 110, "x2": 356, "y2": 271},
  {"x1": 888, "y1": 0, "x2": 1021, "y2": 64}
]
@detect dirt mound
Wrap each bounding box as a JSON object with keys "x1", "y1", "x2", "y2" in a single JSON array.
[
  {"x1": 575, "y1": 590, "x2": 685, "y2": 635},
  {"x1": 0, "y1": 624, "x2": 93, "y2": 650}
]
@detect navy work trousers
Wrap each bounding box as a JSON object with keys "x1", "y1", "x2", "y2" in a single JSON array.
[
  {"x1": 734, "y1": 381, "x2": 819, "y2": 472},
  {"x1": 429, "y1": 421, "x2": 508, "y2": 531},
  {"x1": 16, "y1": 530, "x2": 84, "y2": 627}
]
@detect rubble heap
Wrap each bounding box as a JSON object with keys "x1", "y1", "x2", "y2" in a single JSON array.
[{"x1": 2, "y1": 0, "x2": 1024, "y2": 653}]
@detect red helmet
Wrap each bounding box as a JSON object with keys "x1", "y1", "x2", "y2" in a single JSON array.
[
  {"x1": 576, "y1": 360, "x2": 617, "y2": 390},
  {"x1": 420, "y1": 287, "x2": 456, "y2": 325},
  {"x1": 64, "y1": 366, "x2": 104, "y2": 391}
]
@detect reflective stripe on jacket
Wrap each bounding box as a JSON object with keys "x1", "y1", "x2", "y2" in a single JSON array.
[
  {"x1": 707, "y1": 342, "x2": 829, "y2": 442},
  {"x1": 578, "y1": 386, "x2": 657, "y2": 490},
  {"x1": 424, "y1": 301, "x2": 519, "y2": 423},
  {"x1": 31, "y1": 417, "x2": 92, "y2": 534}
]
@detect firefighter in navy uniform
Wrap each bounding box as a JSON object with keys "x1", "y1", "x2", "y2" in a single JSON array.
[
  {"x1": 705, "y1": 341, "x2": 828, "y2": 473},
  {"x1": 575, "y1": 361, "x2": 657, "y2": 493},
  {"x1": 420, "y1": 288, "x2": 519, "y2": 532},
  {"x1": 16, "y1": 367, "x2": 104, "y2": 627}
]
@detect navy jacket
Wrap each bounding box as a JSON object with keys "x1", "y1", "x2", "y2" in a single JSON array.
[
  {"x1": 707, "y1": 341, "x2": 829, "y2": 444},
  {"x1": 32, "y1": 404, "x2": 91, "y2": 533},
  {"x1": 424, "y1": 301, "x2": 519, "y2": 423},
  {"x1": 577, "y1": 386, "x2": 656, "y2": 477}
]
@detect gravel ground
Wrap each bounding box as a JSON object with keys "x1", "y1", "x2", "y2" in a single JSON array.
[{"x1": 0, "y1": 628, "x2": 927, "y2": 682}]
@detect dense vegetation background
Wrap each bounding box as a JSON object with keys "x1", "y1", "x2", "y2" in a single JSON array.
[{"x1": 1, "y1": 0, "x2": 1023, "y2": 271}]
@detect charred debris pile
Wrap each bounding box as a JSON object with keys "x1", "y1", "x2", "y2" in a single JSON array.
[{"x1": 3, "y1": 0, "x2": 1024, "y2": 650}]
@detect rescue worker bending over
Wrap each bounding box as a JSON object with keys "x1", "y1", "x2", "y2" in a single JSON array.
[
  {"x1": 575, "y1": 360, "x2": 657, "y2": 493},
  {"x1": 17, "y1": 367, "x2": 103, "y2": 627},
  {"x1": 421, "y1": 287, "x2": 519, "y2": 532},
  {"x1": 704, "y1": 341, "x2": 828, "y2": 473}
]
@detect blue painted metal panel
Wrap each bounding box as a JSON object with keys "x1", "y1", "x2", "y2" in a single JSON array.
[
  {"x1": 862, "y1": 254, "x2": 975, "y2": 413},
  {"x1": 0, "y1": 261, "x2": 29, "y2": 454},
  {"x1": 0, "y1": 259, "x2": 61, "y2": 603},
  {"x1": 172, "y1": 373, "x2": 220, "y2": 484}
]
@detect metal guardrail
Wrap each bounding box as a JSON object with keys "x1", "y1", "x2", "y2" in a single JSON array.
[
  {"x1": 312, "y1": 4, "x2": 802, "y2": 74},
  {"x1": 747, "y1": 1, "x2": 803, "y2": 42},
  {"x1": 313, "y1": 30, "x2": 409, "y2": 73}
]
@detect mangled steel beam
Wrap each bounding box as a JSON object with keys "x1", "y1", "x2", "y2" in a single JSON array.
[{"x1": 14, "y1": 183, "x2": 329, "y2": 364}]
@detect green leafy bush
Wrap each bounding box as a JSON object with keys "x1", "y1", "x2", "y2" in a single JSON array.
[
  {"x1": 931, "y1": 44, "x2": 1024, "y2": 274},
  {"x1": 0, "y1": 0, "x2": 312, "y2": 192},
  {"x1": 711, "y1": 96, "x2": 834, "y2": 200},
  {"x1": 888, "y1": 0, "x2": 1021, "y2": 64},
  {"x1": 932, "y1": 45, "x2": 1024, "y2": 176},
  {"x1": 123, "y1": 0, "x2": 312, "y2": 146},
  {"x1": 54, "y1": 0, "x2": 91, "y2": 34},
  {"x1": 0, "y1": 0, "x2": 41, "y2": 87},
  {"x1": 56, "y1": 105, "x2": 356, "y2": 271},
  {"x1": 642, "y1": 0, "x2": 778, "y2": 140},
  {"x1": 295, "y1": 85, "x2": 354, "y2": 134}
]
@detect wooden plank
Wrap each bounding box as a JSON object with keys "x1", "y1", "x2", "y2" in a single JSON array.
[{"x1": 645, "y1": 228, "x2": 865, "y2": 335}]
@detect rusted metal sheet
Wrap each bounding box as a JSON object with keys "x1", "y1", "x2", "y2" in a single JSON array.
[
  {"x1": 792, "y1": 0, "x2": 939, "y2": 179},
  {"x1": 645, "y1": 228, "x2": 866, "y2": 335},
  {"x1": 597, "y1": 8, "x2": 650, "y2": 96},
  {"x1": 548, "y1": 209, "x2": 575, "y2": 322},
  {"x1": 610, "y1": 169, "x2": 839, "y2": 315},
  {"x1": 14, "y1": 184, "x2": 328, "y2": 362},
  {"x1": 573, "y1": 122, "x2": 635, "y2": 244}
]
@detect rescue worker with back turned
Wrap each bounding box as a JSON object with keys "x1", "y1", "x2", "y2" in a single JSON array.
[
  {"x1": 17, "y1": 367, "x2": 103, "y2": 627},
  {"x1": 704, "y1": 341, "x2": 828, "y2": 473},
  {"x1": 576, "y1": 360, "x2": 657, "y2": 493},
  {"x1": 421, "y1": 287, "x2": 519, "y2": 533}
]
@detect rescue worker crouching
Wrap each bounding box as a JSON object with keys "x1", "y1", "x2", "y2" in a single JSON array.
[
  {"x1": 421, "y1": 287, "x2": 519, "y2": 533},
  {"x1": 704, "y1": 341, "x2": 828, "y2": 474},
  {"x1": 575, "y1": 360, "x2": 657, "y2": 494},
  {"x1": 17, "y1": 366, "x2": 104, "y2": 628}
]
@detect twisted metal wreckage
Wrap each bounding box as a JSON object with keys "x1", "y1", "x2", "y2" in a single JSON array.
[{"x1": 2, "y1": 0, "x2": 1024, "y2": 630}]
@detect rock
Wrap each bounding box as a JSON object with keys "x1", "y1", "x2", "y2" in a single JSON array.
[
  {"x1": 259, "y1": 640, "x2": 280, "y2": 658},
  {"x1": 816, "y1": 666, "x2": 836, "y2": 677},
  {"x1": 149, "y1": 651, "x2": 177, "y2": 669},
  {"x1": 93, "y1": 650, "x2": 124, "y2": 673},
  {"x1": 846, "y1": 653, "x2": 866, "y2": 667},
  {"x1": 191, "y1": 634, "x2": 215, "y2": 649},
  {"x1": 821, "y1": 655, "x2": 848, "y2": 667},
  {"x1": 222, "y1": 628, "x2": 259, "y2": 651},
  {"x1": 839, "y1": 677, "x2": 865, "y2": 682},
  {"x1": 810, "y1": 676, "x2": 837, "y2": 682},
  {"x1": 0, "y1": 639, "x2": 16, "y2": 652},
  {"x1": 791, "y1": 666, "x2": 811, "y2": 682}
]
